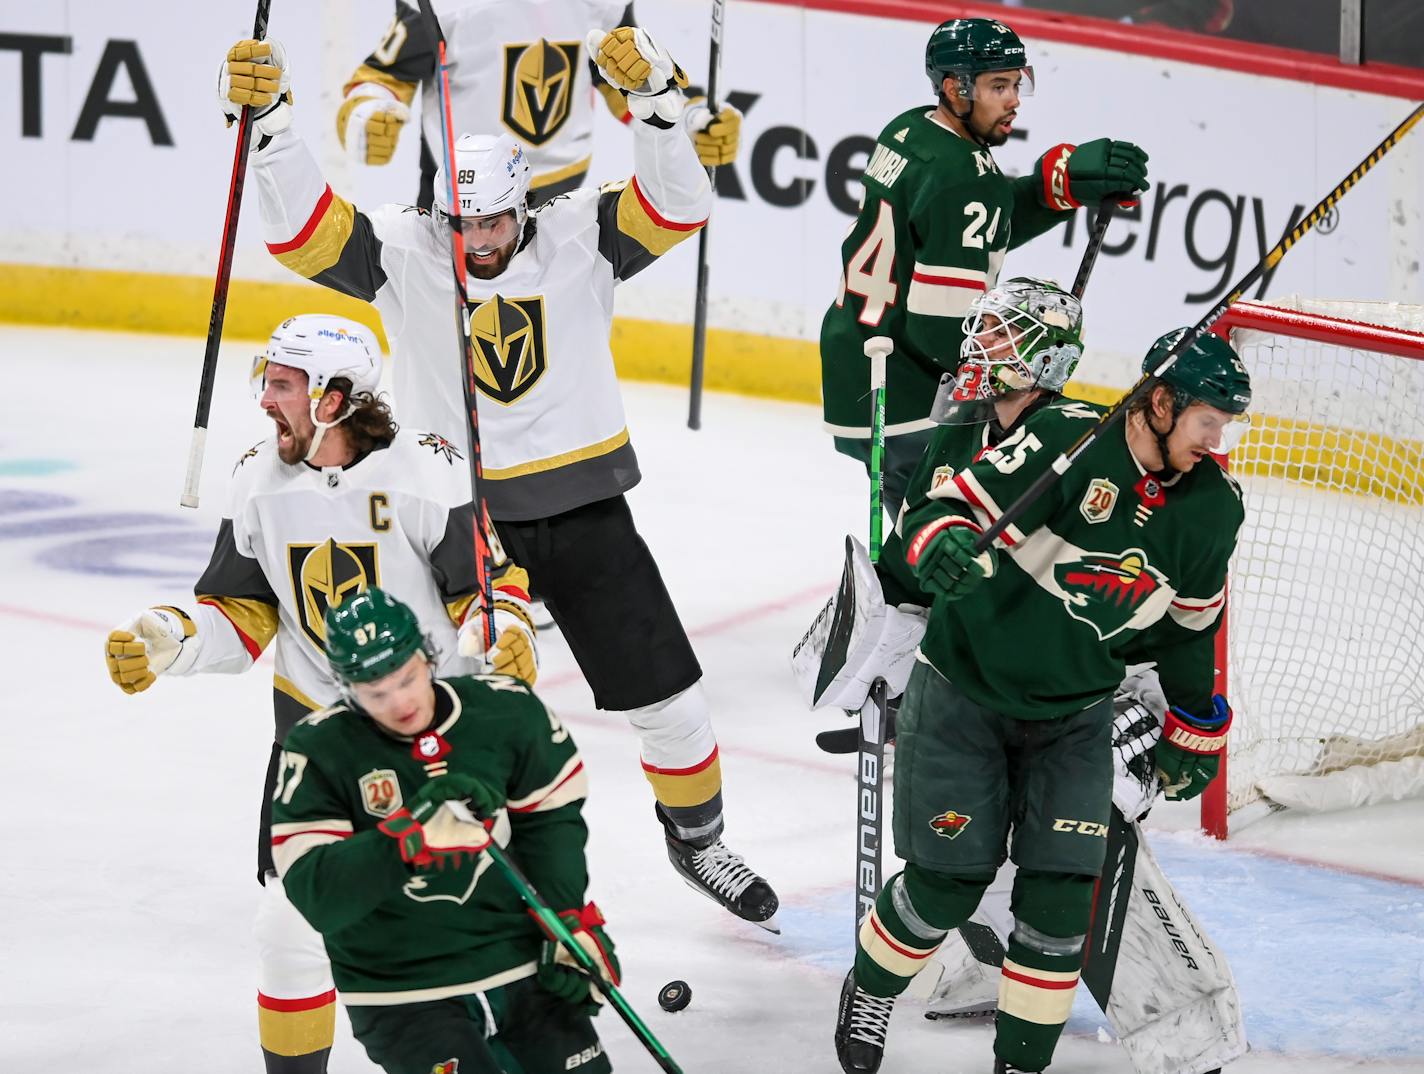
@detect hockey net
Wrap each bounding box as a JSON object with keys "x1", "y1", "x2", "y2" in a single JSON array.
[{"x1": 1203, "y1": 297, "x2": 1424, "y2": 837}]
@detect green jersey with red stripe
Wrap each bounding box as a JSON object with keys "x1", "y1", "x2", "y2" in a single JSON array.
[
  {"x1": 819, "y1": 107, "x2": 1066, "y2": 438},
  {"x1": 271, "y1": 673, "x2": 591, "y2": 1004},
  {"x1": 900, "y1": 398, "x2": 1244, "y2": 720}
]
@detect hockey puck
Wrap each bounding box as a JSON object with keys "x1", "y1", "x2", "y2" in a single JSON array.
[{"x1": 658, "y1": 980, "x2": 691, "y2": 1012}]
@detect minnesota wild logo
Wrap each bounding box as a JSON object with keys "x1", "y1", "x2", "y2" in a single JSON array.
[{"x1": 1053, "y1": 548, "x2": 1167, "y2": 640}]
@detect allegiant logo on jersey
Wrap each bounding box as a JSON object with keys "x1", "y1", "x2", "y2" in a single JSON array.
[
  {"x1": 1053, "y1": 549, "x2": 1167, "y2": 640},
  {"x1": 929, "y1": 809, "x2": 971, "y2": 839}
]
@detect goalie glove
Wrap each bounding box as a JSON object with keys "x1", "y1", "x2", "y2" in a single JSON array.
[
  {"x1": 536, "y1": 902, "x2": 621, "y2": 1007},
  {"x1": 457, "y1": 569, "x2": 539, "y2": 685},
  {"x1": 376, "y1": 774, "x2": 502, "y2": 868},
  {"x1": 105, "y1": 606, "x2": 200, "y2": 694},
  {"x1": 586, "y1": 27, "x2": 688, "y2": 126},
  {"x1": 336, "y1": 86, "x2": 410, "y2": 166},
  {"x1": 1155, "y1": 694, "x2": 1232, "y2": 801},
  {"x1": 217, "y1": 38, "x2": 293, "y2": 148}
]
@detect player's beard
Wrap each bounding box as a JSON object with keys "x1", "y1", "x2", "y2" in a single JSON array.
[
  {"x1": 971, "y1": 105, "x2": 1014, "y2": 148},
  {"x1": 466, "y1": 239, "x2": 517, "y2": 280},
  {"x1": 269, "y1": 410, "x2": 312, "y2": 465}
]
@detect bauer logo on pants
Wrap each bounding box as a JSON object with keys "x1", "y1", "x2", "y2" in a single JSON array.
[
  {"x1": 287, "y1": 539, "x2": 380, "y2": 649},
  {"x1": 929, "y1": 809, "x2": 972, "y2": 839},
  {"x1": 501, "y1": 39, "x2": 580, "y2": 146},
  {"x1": 468, "y1": 294, "x2": 548, "y2": 405}
]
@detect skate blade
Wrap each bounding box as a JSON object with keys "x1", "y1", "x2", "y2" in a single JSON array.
[
  {"x1": 923, "y1": 1002, "x2": 997, "y2": 1022},
  {"x1": 678, "y1": 877, "x2": 781, "y2": 934}
]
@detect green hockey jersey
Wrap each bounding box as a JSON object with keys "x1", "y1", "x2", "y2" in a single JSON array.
[
  {"x1": 271, "y1": 674, "x2": 591, "y2": 1004},
  {"x1": 820, "y1": 107, "x2": 1067, "y2": 438},
  {"x1": 901, "y1": 399, "x2": 1244, "y2": 720}
]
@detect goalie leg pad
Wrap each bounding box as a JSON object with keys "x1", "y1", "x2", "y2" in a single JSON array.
[{"x1": 254, "y1": 876, "x2": 336, "y2": 1065}]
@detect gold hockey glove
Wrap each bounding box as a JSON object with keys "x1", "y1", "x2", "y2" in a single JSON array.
[
  {"x1": 105, "y1": 606, "x2": 197, "y2": 694},
  {"x1": 686, "y1": 99, "x2": 742, "y2": 167}
]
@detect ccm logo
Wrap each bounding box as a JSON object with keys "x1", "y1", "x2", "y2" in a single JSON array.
[{"x1": 1053, "y1": 818, "x2": 1108, "y2": 837}]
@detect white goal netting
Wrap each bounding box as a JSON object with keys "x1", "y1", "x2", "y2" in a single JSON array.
[{"x1": 1216, "y1": 297, "x2": 1424, "y2": 821}]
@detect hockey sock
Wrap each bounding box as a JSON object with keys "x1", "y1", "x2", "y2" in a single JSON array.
[
  {"x1": 258, "y1": 989, "x2": 336, "y2": 1074},
  {"x1": 855, "y1": 865, "x2": 991, "y2": 996},
  {"x1": 994, "y1": 871, "x2": 1095, "y2": 1071}
]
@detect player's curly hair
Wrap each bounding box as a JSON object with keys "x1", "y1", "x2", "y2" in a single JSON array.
[{"x1": 328, "y1": 376, "x2": 399, "y2": 454}]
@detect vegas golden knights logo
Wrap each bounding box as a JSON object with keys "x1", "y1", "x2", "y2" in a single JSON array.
[
  {"x1": 469, "y1": 294, "x2": 547, "y2": 405},
  {"x1": 288, "y1": 539, "x2": 381, "y2": 649},
  {"x1": 501, "y1": 39, "x2": 580, "y2": 146}
]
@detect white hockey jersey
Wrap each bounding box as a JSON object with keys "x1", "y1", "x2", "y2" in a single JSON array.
[
  {"x1": 180, "y1": 430, "x2": 481, "y2": 737},
  {"x1": 252, "y1": 106, "x2": 711, "y2": 521},
  {"x1": 347, "y1": 0, "x2": 632, "y2": 196}
]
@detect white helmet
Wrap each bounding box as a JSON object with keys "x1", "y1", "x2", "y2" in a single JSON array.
[
  {"x1": 432, "y1": 133, "x2": 533, "y2": 219},
  {"x1": 251, "y1": 314, "x2": 383, "y2": 461}
]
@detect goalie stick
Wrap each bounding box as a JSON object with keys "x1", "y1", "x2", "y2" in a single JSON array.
[{"x1": 179, "y1": 0, "x2": 272, "y2": 508}]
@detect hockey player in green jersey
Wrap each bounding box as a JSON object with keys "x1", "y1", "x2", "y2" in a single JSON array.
[
  {"x1": 821, "y1": 16, "x2": 1149, "y2": 518},
  {"x1": 833, "y1": 329, "x2": 1252, "y2": 1074},
  {"x1": 272, "y1": 586, "x2": 616, "y2": 1074}
]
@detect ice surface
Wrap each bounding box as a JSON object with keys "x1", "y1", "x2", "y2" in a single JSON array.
[{"x1": 1, "y1": 326, "x2": 1421, "y2": 1072}]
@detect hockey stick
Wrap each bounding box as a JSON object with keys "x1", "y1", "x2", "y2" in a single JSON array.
[
  {"x1": 853, "y1": 335, "x2": 894, "y2": 944},
  {"x1": 1071, "y1": 200, "x2": 1118, "y2": 300},
  {"x1": 477, "y1": 833, "x2": 685, "y2": 1073},
  {"x1": 686, "y1": 0, "x2": 725, "y2": 430},
  {"x1": 968, "y1": 102, "x2": 1424, "y2": 554},
  {"x1": 417, "y1": 0, "x2": 496, "y2": 649},
  {"x1": 179, "y1": 0, "x2": 272, "y2": 508}
]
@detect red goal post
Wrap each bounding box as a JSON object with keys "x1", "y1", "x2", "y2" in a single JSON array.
[{"x1": 1202, "y1": 298, "x2": 1424, "y2": 839}]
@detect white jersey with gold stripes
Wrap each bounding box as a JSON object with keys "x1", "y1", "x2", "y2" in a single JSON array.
[
  {"x1": 251, "y1": 110, "x2": 711, "y2": 521},
  {"x1": 180, "y1": 430, "x2": 482, "y2": 736}
]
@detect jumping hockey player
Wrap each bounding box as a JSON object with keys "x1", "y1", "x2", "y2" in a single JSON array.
[
  {"x1": 833, "y1": 328, "x2": 1252, "y2": 1074},
  {"x1": 103, "y1": 314, "x2": 536, "y2": 1074},
  {"x1": 271, "y1": 587, "x2": 615, "y2": 1074},
  {"x1": 220, "y1": 25, "x2": 779, "y2": 930},
  {"x1": 339, "y1": 0, "x2": 741, "y2": 208},
  {"x1": 820, "y1": 16, "x2": 1149, "y2": 519}
]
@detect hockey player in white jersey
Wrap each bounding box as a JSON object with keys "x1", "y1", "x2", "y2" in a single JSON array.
[
  {"x1": 219, "y1": 25, "x2": 780, "y2": 930},
  {"x1": 339, "y1": 0, "x2": 741, "y2": 208},
  {"x1": 104, "y1": 314, "x2": 537, "y2": 1074}
]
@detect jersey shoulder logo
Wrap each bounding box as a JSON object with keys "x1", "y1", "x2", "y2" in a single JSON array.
[
  {"x1": 417, "y1": 432, "x2": 464, "y2": 464},
  {"x1": 501, "y1": 38, "x2": 580, "y2": 146},
  {"x1": 1053, "y1": 548, "x2": 1167, "y2": 640},
  {"x1": 287, "y1": 538, "x2": 381, "y2": 650},
  {"x1": 233, "y1": 442, "x2": 262, "y2": 473},
  {"x1": 359, "y1": 768, "x2": 403, "y2": 818},
  {"x1": 892, "y1": 127, "x2": 908, "y2": 143},
  {"x1": 468, "y1": 294, "x2": 548, "y2": 405}
]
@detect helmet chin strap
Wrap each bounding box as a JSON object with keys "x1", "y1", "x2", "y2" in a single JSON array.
[{"x1": 302, "y1": 394, "x2": 356, "y2": 463}]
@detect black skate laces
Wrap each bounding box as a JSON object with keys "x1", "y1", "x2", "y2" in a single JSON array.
[{"x1": 691, "y1": 841, "x2": 760, "y2": 900}]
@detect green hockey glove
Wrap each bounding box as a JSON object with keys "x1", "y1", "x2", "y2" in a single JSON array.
[
  {"x1": 1155, "y1": 695, "x2": 1232, "y2": 801},
  {"x1": 905, "y1": 519, "x2": 997, "y2": 601},
  {"x1": 376, "y1": 774, "x2": 504, "y2": 867},
  {"x1": 1035, "y1": 138, "x2": 1149, "y2": 210},
  {"x1": 536, "y1": 902, "x2": 621, "y2": 1008}
]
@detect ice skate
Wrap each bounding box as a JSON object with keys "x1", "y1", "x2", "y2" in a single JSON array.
[
  {"x1": 658, "y1": 806, "x2": 780, "y2": 932},
  {"x1": 835, "y1": 969, "x2": 894, "y2": 1073}
]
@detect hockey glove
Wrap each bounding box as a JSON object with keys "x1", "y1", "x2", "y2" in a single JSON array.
[
  {"x1": 457, "y1": 569, "x2": 539, "y2": 685},
  {"x1": 218, "y1": 39, "x2": 293, "y2": 147},
  {"x1": 586, "y1": 27, "x2": 688, "y2": 126},
  {"x1": 1035, "y1": 138, "x2": 1149, "y2": 211},
  {"x1": 536, "y1": 902, "x2": 621, "y2": 1008},
  {"x1": 105, "y1": 606, "x2": 198, "y2": 694},
  {"x1": 377, "y1": 774, "x2": 503, "y2": 868},
  {"x1": 336, "y1": 85, "x2": 410, "y2": 165},
  {"x1": 905, "y1": 520, "x2": 997, "y2": 602},
  {"x1": 1154, "y1": 695, "x2": 1232, "y2": 801},
  {"x1": 685, "y1": 98, "x2": 743, "y2": 167}
]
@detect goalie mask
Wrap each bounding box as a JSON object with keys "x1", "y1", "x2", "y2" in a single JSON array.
[
  {"x1": 432, "y1": 133, "x2": 533, "y2": 257},
  {"x1": 250, "y1": 314, "x2": 383, "y2": 461},
  {"x1": 933, "y1": 278, "x2": 1083, "y2": 425}
]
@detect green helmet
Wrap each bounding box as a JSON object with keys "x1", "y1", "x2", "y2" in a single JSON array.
[
  {"x1": 1143, "y1": 329, "x2": 1252, "y2": 414},
  {"x1": 324, "y1": 586, "x2": 426, "y2": 685},
  {"x1": 925, "y1": 18, "x2": 1033, "y2": 100}
]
